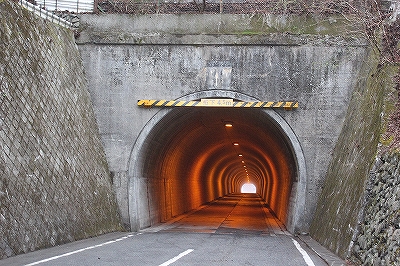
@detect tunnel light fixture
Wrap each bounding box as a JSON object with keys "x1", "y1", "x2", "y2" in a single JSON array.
[
  {"x1": 241, "y1": 161, "x2": 245, "y2": 163},
  {"x1": 238, "y1": 154, "x2": 243, "y2": 157},
  {"x1": 225, "y1": 122, "x2": 233, "y2": 127},
  {"x1": 233, "y1": 142, "x2": 239, "y2": 146},
  {"x1": 224, "y1": 120, "x2": 233, "y2": 127}
]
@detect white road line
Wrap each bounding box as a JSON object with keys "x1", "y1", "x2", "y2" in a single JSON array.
[
  {"x1": 292, "y1": 239, "x2": 316, "y2": 266},
  {"x1": 24, "y1": 234, "x2": 136, "y2": 266},
  {"x1": 158, "y1": 249, "x2": 194, "y2": 266}
]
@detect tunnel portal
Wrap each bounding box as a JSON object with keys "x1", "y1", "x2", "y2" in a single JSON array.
[{"x1": 129, "y1": 105, "x2": 302, "y2": 232}]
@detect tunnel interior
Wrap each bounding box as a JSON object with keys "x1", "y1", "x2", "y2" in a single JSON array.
[{"x1": 133, "y1": 106, "x2": 298, "y2": 230}]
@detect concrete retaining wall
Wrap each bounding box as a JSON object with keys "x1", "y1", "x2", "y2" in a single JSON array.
[
  {"x1": 310, "y1": 52, "x2": 400, "y2": 263},
  {"x1": 0, "y1": 0, "x2": 121, "y2": 259},
  {"x1": 309, "y1": 50, "x2": 383, "y2": 258}
]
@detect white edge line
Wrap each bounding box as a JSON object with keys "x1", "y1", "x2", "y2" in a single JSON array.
[
  {"x1": 158, "y1": 249, "x2": 194, "y2": 266},
  {"x1": 24, "y1": 234, "x2": 136, "y2": 266},
  {"x1": 292, "y1": 238, "x2": 316, "y2": 266}
]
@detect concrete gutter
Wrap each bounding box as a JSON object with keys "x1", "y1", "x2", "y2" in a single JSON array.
[{"x1": 298, "y1": 235, "x2": 347, "y2": 266}]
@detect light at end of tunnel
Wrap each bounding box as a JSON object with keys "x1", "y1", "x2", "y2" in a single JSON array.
[{"x1": 241, "y1": 183, "x2": 256, "y2": 193}]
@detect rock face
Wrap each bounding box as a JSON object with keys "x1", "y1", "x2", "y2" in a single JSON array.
[{"x1": 350, "y1": 153, "x2": 400, "y2": 265}]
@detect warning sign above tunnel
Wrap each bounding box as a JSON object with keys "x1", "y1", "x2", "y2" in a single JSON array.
[
  {"x1": 200, "y1": 98, "x2": 233, "y2": 107},
  {"x1": 137, "y1": 99, "x2": 298, "y2": 109}
]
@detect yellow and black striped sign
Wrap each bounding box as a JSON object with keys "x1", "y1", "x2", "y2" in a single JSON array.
[{"x1": 137, "y1": 99, "x2": 298, "y2": 109}]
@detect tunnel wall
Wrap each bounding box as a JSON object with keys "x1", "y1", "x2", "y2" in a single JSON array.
[
  {"x1": 0, "y1": 0, "x2": 121, "y2": 259},
  {"x1": 77, "y1": 13, "x2": 368, "y2": 232}
]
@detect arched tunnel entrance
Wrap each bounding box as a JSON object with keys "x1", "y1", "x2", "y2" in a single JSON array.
[{"x1": 128, "y1": 94, "x2": 306, "y2": 234}]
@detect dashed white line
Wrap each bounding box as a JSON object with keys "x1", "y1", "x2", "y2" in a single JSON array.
[
  {"x1": 158, "y1": 249, "x2": 194, "y2": 266},
  {"x1": 24, "y1": 234, "x2": 136, "y2": 266},
  {"x1": 292, "y1": 238, "x2": 316, "y2": 266}
]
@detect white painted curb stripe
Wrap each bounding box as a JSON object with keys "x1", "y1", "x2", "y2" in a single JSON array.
[
  {"x1": 24, "y1": 234, "x2": 135, "y2": 266},
  {"x1": 292, "y1": 239, "x2": 316, "y2": 266},
  {"x1": 158, "y1": 249, "x2": 194, "y2": 266}
]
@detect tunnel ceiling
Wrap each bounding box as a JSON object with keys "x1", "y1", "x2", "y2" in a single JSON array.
[{"x1": 140, "y1": 106, "x2": 297, "y2": 224}]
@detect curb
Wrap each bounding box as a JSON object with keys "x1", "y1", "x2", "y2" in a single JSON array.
[{"x1": 297, "y1": 235, "x2": 347, "y2": 266}]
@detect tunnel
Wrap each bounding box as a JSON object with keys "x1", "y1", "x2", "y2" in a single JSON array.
[{"x1": 128, "y1": 94, "x2": 306, "y2": 233}]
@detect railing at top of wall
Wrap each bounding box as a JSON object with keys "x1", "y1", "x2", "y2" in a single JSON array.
[
  {"x1": 18, "y1": 0, "x2": 77, "y2": 29},
  {"x1": 35, "y1": 0, "x2": 94, "y2": 13}
]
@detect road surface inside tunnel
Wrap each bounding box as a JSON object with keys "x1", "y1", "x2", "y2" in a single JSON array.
[
  {"x1": 1, "y1": 194, "x2": 338, "y2": 266},
  {"x1": 145, "y1": 193, "x2": 286, "y2": 235}
]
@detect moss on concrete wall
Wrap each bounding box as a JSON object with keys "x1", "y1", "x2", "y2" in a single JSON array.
[
  {"x1": 309, "y1": 44, "x2": 399, "y2": 260},
  {"x1": 0, "y1": 0, "x2": 121, "y2": 259}
]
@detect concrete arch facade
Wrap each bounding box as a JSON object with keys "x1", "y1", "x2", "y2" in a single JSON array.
[
  {"x1": 127, "y1": 90, "x2": 307, "y2": 233},
  {"x1": 77, "y1": 14, "x2": 368, "y2": 235}
]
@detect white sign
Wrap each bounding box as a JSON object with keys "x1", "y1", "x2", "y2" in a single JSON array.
[{"x1": 200, "y1": 98, "x2": 233, "y2": 107}]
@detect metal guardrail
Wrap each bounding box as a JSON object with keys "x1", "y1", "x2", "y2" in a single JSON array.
[
  {"x1": 35, "y1": 0, "x2": 94, "y2": 13},
  {"x1": 18, "y1": 0, "x2": 76, "y2": 29}
]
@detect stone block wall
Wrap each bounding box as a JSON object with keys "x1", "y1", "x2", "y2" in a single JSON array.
[
  {"x1": 351, "y1": 153, "x2": 400, "y2": 265},
  {"x1": 0, "y1": 0, "x2": 121, "y2": 259}
]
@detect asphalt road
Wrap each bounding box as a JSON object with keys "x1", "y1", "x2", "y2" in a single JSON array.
[{"x1": 1, "y1": 194, "x2": 333, "y2": 266}]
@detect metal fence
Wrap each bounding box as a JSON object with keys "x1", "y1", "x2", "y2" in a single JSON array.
[
  {"x1": 18, "y1": 0, "x2": 76, "y2": 28},
  {"x1": 20, "y1": 0, "x2": 394, "y2": 15},
  {"x1": 33, "y1": 0, "x2": 94, "y2": 12}
]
